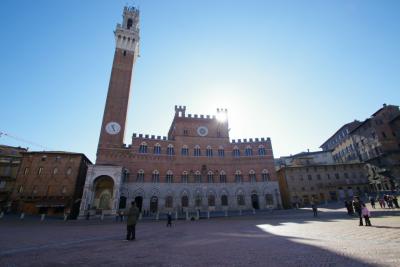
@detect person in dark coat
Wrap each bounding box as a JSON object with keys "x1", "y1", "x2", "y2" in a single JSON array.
[
  {"x1": 311, "y1": 200, "x2": 318, "y2": 217},
  {"x1": 393, "y1": 195, "x2": 399, "y2": 208},
  {"x1": 167, "y1": 212, "x2": 172, "y2": 227},
  {"x1": 345, "y1": 201, "x2": 351, "y2": 215},
  {"x1": 370, "y1": 197, "x2": 376, "y2": 209},
  {"x1": 352, "y1": 197, "x2": 363, "y2": 226},
  {"x1": 126, "y1": 201, "x2": 140, "y2": 241}
]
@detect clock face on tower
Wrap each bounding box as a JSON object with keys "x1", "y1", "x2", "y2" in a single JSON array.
[
  {"x1": 105, "y1": 122, "x2": 121, "y2": 135},
  {"x1": 197, "y1": 126, "x2": 208, "y2": 137}
]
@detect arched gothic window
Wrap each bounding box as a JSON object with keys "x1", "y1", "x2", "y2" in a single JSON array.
[
  {"x1": 167, "y1": 144, "x2": 174, "y2": 156},
  {"x1": 262, "y1": 169, "x2": 270, "y2": 182},
  {"x1": 166, "y1": 170, "x2": 174, "y2": 183},
  {"x1": 232, "y1": 146, "x2": 240, "y2": 157},
  {"x1": 235, "y1": 170, "x2": 243, "y2": 183},
  {"x1": 219, "y1": 170, "x2": 227, "y2": 183},
  {"x1": 195, "y1": 194, "x2": 202, "y2": 207},
  {"x1": 207, "y1": 171, "x2": 214, "y2": 183},
  {"x1": 165, "y1": 196, "x2": 173, "y2": 208},
  {"x1": 218, "y1": 146, "x2": 225, "y2": 157},
  {"x1": 136, "y1": 169, "x2": 144, "y2": 182},
  {"x1": 221, "y1": 195, "x2": 228, "y2": 206},
  {"x1": 245, "y1": 146, "x2": 253, "y2": 156},
  {"x1": 265, "y1": 194, "x2": 274, "y2": 205},
  {"x1": 249, "y1": 170, "x2": 257, "y2": 183},
  {"x1": 258, "y1": 145, "x2": 266, "y2": 156},
  {"x1": 152, "y1": 170, "x2": 160, "y2": 183},
  {"x1": 181, "y1": 195, "x2": 189, "y2": 207},
  {"x1": 153, "y1": 143, "x2": 161, "y2": 154},
  {"x1": 181, "y1": 171, "x2": 189, "y2": 183},
  {"x1": 237, "y1": 193, "x2": 245, "y2": 206},
  {"x1": 194, "y1": 145, "x2": 201, "y2": 157},
  {"x1": 208, "y1": 194, "x2": 216, "y2": 207},
  {"x1": 206, "y1": 146, "x2": 213, "y2": 157},
  {"x1": 139, "y1": 142, "x2": 148, "y2": 153},
  {"x1": 181, "y1": 145, "x2": 189, "y2": 156},
  {"x1": 194, "y1": 171, "x2": 202, "y2": 183}
]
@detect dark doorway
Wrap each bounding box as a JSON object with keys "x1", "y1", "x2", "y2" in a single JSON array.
[
  {"x1": 251, "y1": 194, "x2": 260, "y2": 210},
  {"x1": 150, "y1": 196, "x2": 158, "y2": 213},
  {"x1": 221, "y1": 195, "x2": 228, "y2": 206},
  {"x1": 70, "y1": 200, "x2": 81, "y2": 219},
  {"x1": 119, "y1": 196, "x2": 127, "y2": 209},
  {"x1": 181, "y1": 195, "x2": 189, "y2": 208},
  {"x1": 135, "y1": 196, "x2": 143, "y2": 212}
]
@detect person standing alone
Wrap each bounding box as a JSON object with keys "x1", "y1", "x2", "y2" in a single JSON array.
[
  {"x1": 167, "y1": 212, "x2": 172, "y2": 227},
  {"x1": 311, "y1": 200, "x2": 318, "y2": 217},
  {"x1": 353, "y1": 197, "x2": 363, "y2": 226},
  {"x1": 126, "y1": 201, "x2": 140, "y2": 241}
]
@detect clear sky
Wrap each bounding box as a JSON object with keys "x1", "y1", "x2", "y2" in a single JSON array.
[{"x1": 1, "y1": 0, "x2": 399, "y2": 162}]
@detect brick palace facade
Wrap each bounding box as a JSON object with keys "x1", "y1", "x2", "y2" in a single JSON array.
[{"x1": 79, "y1": 6, "x2": 281, "y2": 218}]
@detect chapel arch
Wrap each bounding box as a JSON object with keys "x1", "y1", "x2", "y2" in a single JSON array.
[{"x1": 93, "y1": 175, "x2": 114, "y2": 210}]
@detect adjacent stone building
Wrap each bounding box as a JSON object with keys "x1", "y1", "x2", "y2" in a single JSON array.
[
  {"x1": 79, "y1": 7, "x2": 281, "y2": 219},
  {"x1": 11, "y1": 152, "x2": 91, "y2": 219},
  {"x1": 277, "y1": 162, "x2": 370, "y2": 209},
  {"x1": 320, "y1": 104, "x2": 400, "y2": 192},
  {"x1": 0, "y1": 145, "x2": 27, "y2": 211},
  {"x1": 320, "y1": 121, "x2": 362, "y2": 163},
  {"x1": 350, "y1": 104, "x2": 400, "y2": 191}
]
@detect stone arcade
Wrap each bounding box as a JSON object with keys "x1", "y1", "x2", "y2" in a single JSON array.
[{"x1": 79, "y1": 6, "x2": 281, "y2": 219}]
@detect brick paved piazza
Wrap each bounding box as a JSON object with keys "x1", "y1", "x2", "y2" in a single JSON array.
[{"x1": 0, "y1": 207, "x2": 399, "y2": 267}]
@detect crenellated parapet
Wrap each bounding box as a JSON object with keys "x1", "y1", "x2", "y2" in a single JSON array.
[
  {"x1": 132, "y1": 133, "x2": 168, "y2": 141},
  {"x1": 231, "y1": 137, "x2": 271, "y2": 144}
]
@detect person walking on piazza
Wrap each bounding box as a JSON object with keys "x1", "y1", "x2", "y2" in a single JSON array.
[
  {"x1": 393, "y1": 195, "x2": 399, "y2": 208},
  {"x1": 384, "y1": 194, "x2": 389, "y2": 207},
  {"x1": 126, "y1": 201, "x2": 140, "y2": 241},
  {"x1": 311, "y1": 199, "x2": 318, "y2": 217},
  {"x1": 378, "y1": 196, "x2": 385, "y2": 208},
  {"x1": 166, "y1": 212, "x2": 172, "y2": 227},
  {"x1": 345, "y1": 200, "x2": 354, "y2": 215},
  {"x1": 352, "y1": 197, "x2": 363, "y2": 226},
  {"x1": 370, "y1": 196, "x2": 376, "y2": 209},
  {"x1": 387, "y1": 195, "x2": 394, "y2": 209},
  {"x1": 361, "y1": 203, "x2": 372, "y2": 226}
]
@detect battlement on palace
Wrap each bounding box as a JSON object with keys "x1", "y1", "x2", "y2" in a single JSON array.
[
  {"x1": 132, "y1": 133, "x2": 168, "y2": 141},
  {"x1": 230, "y1": 137, "x2": 271, "y2": 144},
  {"x1": 174, "y1": 105, "x2": 228, "y2": 121}
]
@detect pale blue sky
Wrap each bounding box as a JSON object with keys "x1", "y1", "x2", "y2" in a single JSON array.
[{"x1": 1, "y1": 0, "x2": 399, "y2": 162}]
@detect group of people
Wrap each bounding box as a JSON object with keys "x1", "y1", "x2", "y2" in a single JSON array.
[
  {"x1": 370, "y1": 194, "x2": 399, "y2": 209},
  {"x1": 345, "y1": 197, "x2": 372, "y2": 226}
]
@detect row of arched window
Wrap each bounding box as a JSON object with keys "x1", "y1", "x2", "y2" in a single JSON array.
[
  {"x1": 153, "y1": 194, "x2": 274, "y2": 208},
  {"x1": 138, "y1": 143, "x2": 267, "y2": 157},
  {"x1": 135, "y1": 169, "x2": 271, "y2": 183}
]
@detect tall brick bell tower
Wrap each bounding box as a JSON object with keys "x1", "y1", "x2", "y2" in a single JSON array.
[{"x1": 97, "y1": 7, "x2": 140, "y2": 162}]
